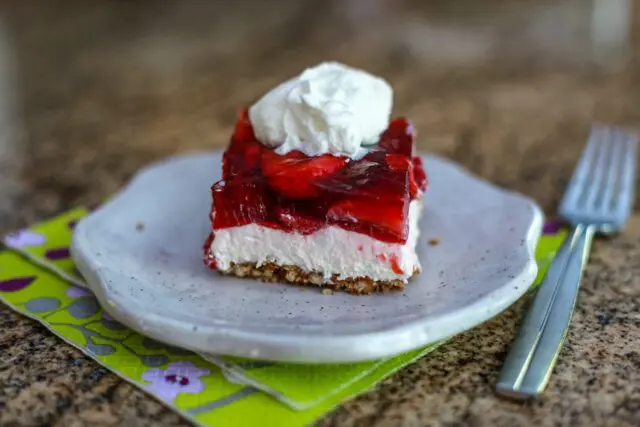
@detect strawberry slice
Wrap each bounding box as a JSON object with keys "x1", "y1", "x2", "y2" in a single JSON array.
[
  {"x1": 223, "y1": 109, "x2": 262, "y2": 178},
  {"x1": 261, "y1": 150, "x2": 348, "y2": 199},
  {"x1": 378, "y1": 118, "x2": 415, "y2": 157},
  {"x1": 232, "y1": 108, "x2": 256, "y2": 142},
  {"x1": 385, "y1": 153, "x2": 419, "y2": 198},
  {"x1": 275, "y1": 205, "x2": 325, "y2": 235},
  {"x1": 315, "y1": 156, "x2": 383, "y2": 198},
  {"x1": 327, "y1": 199, "x2": 408, "y2": 243},
  {"x1": 384, "y1": 153, "x2": 410, "y2": 170},
  {"x1": 412, "y1": 156, "x2": 428, "y2": 192},
  {"x1": 211, "y1": 179, "x2": 271, "y2": 229},
  {"x1": 223, "y1": 139, "x2": 262, "y2": 179}
]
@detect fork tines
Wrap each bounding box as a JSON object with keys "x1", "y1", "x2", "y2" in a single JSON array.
[{"x1": 560, "y1": 125, "x2": 638, "y2": 227}]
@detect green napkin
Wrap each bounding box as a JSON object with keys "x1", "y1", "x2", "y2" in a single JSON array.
[{"x1": 0, "y1": 209, "x2": 567, "y2": 427}]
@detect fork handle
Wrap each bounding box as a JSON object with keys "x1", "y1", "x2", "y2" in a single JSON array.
[{"x1": 496, "y1": 224, "x2": 595, "y2": 399}]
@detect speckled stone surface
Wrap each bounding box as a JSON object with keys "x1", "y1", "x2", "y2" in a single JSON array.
[{"x1": 1, "y1": 1, "x2": 640, "y2": 426}]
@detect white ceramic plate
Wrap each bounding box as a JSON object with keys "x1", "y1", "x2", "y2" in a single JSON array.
[{"x1": 72, "y1": 152, "x2": 543, "y2": 363}]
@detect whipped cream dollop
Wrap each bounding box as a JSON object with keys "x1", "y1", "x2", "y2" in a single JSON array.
[{"x1": 248, "y1": 61, "x2": 393, "y2": 159}]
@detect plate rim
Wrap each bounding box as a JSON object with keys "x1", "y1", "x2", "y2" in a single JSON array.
[{"x1": 72, "y1": 151, "x2": 543, "y2": 363}]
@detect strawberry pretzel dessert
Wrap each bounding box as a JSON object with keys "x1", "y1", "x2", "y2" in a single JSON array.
[{"x1": 204, "y1": 62, "x2": 427, "y2": 294}]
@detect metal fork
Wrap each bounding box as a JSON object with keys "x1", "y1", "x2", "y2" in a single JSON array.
[{"x1": 496, "y1": 125, "x2": 638, "y2": 399}]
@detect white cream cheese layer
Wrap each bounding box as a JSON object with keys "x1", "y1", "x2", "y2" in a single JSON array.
[{"x1": 210, "y1": 200, "x2": 422, "y2": 283}]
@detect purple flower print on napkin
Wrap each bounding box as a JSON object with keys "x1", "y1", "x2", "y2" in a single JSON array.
[
  {"x1": 3, "y1": 230, "x2": 46, "y2": 248},
  {"x1": 0, "y1": 276, "x2": 36, "y2": 292},
  {"x1": 543, "y1": 219, "x2": 565, "y2": 235},
  {"x1": 44, "y1": 247, "x2": 71, "y2": 260},
  {"x1": 65, "y1": 286, "x2": 93, "y2": 298},
  {"x1": 141, "y1": 361, "x2": 210, "y2": 402}
]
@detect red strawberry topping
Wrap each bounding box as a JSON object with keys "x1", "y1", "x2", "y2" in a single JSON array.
[
  {"x1": 232, "y1": 109, "x2": 256, "y2": 142},
  {"x1": 385, "y1": 153, "x2": 420, "y2": 198},
  {"x1": 412, "y1": 157, "x2": 428, "y2": 192},
  {"x1": 207, "y1": 112, "x2": 427, "y2": 247},
  {"x1": 378, "y1": 118, "x2": 415, "y2": 157},
  {"x1": 261, "y1": 150, "x2": 348, "y2": 199},
  {"x1": 327, "y1": 199, "x2": 409, "y2": 243},
  {"x1": 211, "y1": 179, "x2": 271, "y2": 229},
  {"x1": 275, "y1": 205, "x2": 325, "y2": 235}
]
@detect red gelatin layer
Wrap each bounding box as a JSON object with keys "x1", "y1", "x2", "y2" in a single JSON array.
[{"x1": 210, "y1": 109, "x2": 427, "y2": 245}]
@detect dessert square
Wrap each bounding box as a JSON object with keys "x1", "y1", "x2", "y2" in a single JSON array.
[
  {"x1": 203, "y1": 62, "x2": 427, "y2": 294},
  {"x1": 204, "y1": 111, "x2": 427, "y2": 294}
]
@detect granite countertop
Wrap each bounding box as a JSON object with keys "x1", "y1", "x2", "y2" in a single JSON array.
[{"x1": 1, "y1": 1, "x2": 639, "y2": 426}]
